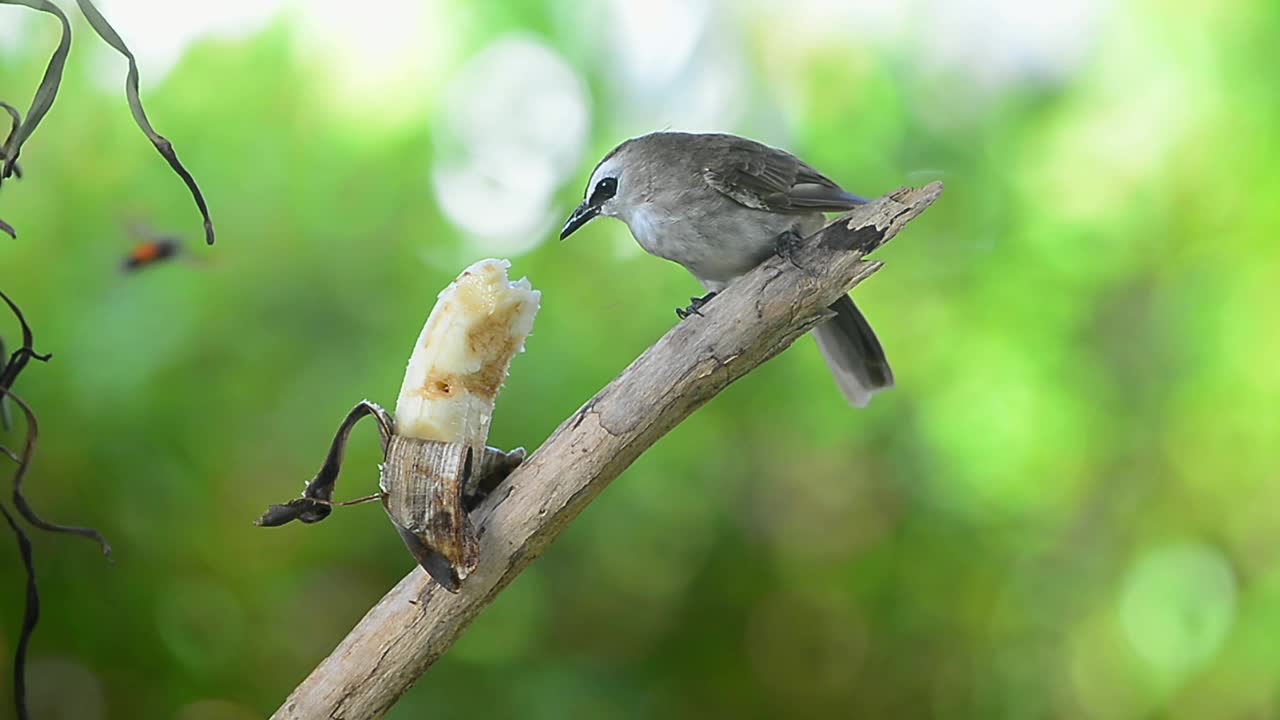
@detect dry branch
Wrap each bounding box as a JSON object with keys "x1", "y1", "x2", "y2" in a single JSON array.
[{"x1": 272, "y1": 182, "x2": 943, "y2": 719}]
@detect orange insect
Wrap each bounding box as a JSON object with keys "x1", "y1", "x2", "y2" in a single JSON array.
[{"x1": 121, "y1": 236, "x2": 180, "y2": 272}]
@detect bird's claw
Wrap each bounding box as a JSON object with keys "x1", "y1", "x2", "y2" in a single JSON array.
[
  {"x1": 675, "y1": 292, "x2": 717, "y2": 320},
  {"x1": 775, "y1": 229, "x2": 808, "y2": 271}
]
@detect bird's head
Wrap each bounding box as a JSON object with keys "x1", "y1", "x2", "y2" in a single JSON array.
[{"x1": 560, "y1": 140, "x2": 642, "y2": 240}]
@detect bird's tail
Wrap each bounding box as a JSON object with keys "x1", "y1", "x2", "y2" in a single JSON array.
[{"x1": 812, "y1": 294, "x2": 894, "y2": 407}]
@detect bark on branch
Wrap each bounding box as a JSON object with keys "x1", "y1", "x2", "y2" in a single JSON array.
[{"x1": 272, "y1": 182, "x2": 944, "y2": 719}]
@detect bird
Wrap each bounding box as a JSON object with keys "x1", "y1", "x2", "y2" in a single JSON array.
[{"x1": 560, "y1": 131, "x2": 893, "y2": 407}]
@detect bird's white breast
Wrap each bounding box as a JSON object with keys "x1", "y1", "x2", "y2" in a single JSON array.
[
  {"x1": 620, "y1": 200, "x2": 822, "y2": 291},
  {"x1": 623, "y1": 203, "x2": 672, "y2": 258}
]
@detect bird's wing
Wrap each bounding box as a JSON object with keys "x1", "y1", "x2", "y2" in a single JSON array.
[{"x1": 701, "y1": 137, "x2": 867, "y2": 214}]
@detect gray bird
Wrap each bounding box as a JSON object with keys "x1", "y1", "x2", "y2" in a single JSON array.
[{"x1": 560, "y1": 131, "x2": 893, "y2": 407}]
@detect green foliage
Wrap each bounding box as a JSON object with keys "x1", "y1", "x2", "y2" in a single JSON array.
[{"x1": 1, "y1": 1, "x2": 1278, "y2": 718}]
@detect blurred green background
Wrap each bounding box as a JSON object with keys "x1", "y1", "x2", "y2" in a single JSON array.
[{"x1": 1, "y1": 0, "x2": 1278, "y2": 717}]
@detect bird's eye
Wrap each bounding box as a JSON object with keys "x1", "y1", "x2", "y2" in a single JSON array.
[{"x1": 589, "y1": 176, "x2": 618, "y2": 205}]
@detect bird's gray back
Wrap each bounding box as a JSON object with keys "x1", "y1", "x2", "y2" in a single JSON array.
[
  {"x1": 623, "y1": 132, "x2": 864, "y2": 211},
  {"x1": 612, "y1": 133, "x2": 831, "y2": 288}
]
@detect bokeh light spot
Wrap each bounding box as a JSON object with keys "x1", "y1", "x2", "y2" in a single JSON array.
[
  {"x1": 90, "y1": 0, "x2": 285, "y2": 90},
  {"x1": 26, "y1": 656, "x2": 106, "y2": 720},
  {"x1": 1119, "y1": 542, "x2": 1237, "y2": 685},
  {"x1": 292, "y1": 0, "x2": 462, "y2": 123},
  {"x1": 431, "y1": 35, "x2": 589, "y2": 255}
]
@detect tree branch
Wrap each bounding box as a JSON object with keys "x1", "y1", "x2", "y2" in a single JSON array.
[{"x1": 271, "y1": 182, "x2": 943, "y2": 719}]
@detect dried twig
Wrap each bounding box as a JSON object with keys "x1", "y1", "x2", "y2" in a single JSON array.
[
  {"x1": 0, "y1": 502, "x2": 37, "y2": 720},
  {"x1": 0, "y1": 0, "x2": 215, "y2": 242},
  {"x1": 3, "y1": 389, "x2": 112, "y2": 556},
  {"x1": 2, "y1": 95, "x2": 30, "y2": 238},
  {"x1": 0, "y1": 293, "x2": 112, "y2": 720},
  {"x1": 72, "y1": 0, "x2": 215, "y2": 244},
  {"x1": 0, "y1": 0, "x2": 70, "y2": 185},
  {"x1": 0, "y1": 291, "x2": 51, "y2": 392},
  {"x1": 271, "y1": 182, "x2": 943, "y2": 719},
  {"x1": 0, "y1": 4, "x2": 203, "y2": 716},
  {"x1": 0, "y1": 291, "x2": 111, "y2": 551},
  {"x1": 0, "y1": 101, "x2": 23, "y2": 182},
  {"x1": 0, "y1": 301, "x2": 46, "y2": 720}
]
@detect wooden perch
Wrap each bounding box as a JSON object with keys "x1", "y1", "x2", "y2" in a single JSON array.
[{"x1": 271, "y1": 182, "x2": 943, "y2": 719}]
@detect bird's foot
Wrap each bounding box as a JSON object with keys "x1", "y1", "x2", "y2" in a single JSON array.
[
  {"x1": 675, "y1": 292, "x2": 718, "y2": 319},
  {"x1": 775, "y1": 229, "x2": 808, "y2": 271}
]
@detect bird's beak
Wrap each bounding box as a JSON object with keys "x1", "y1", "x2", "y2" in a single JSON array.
[{"x1": 559, "y1": 200, "x2": 599, "y2": 240}]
